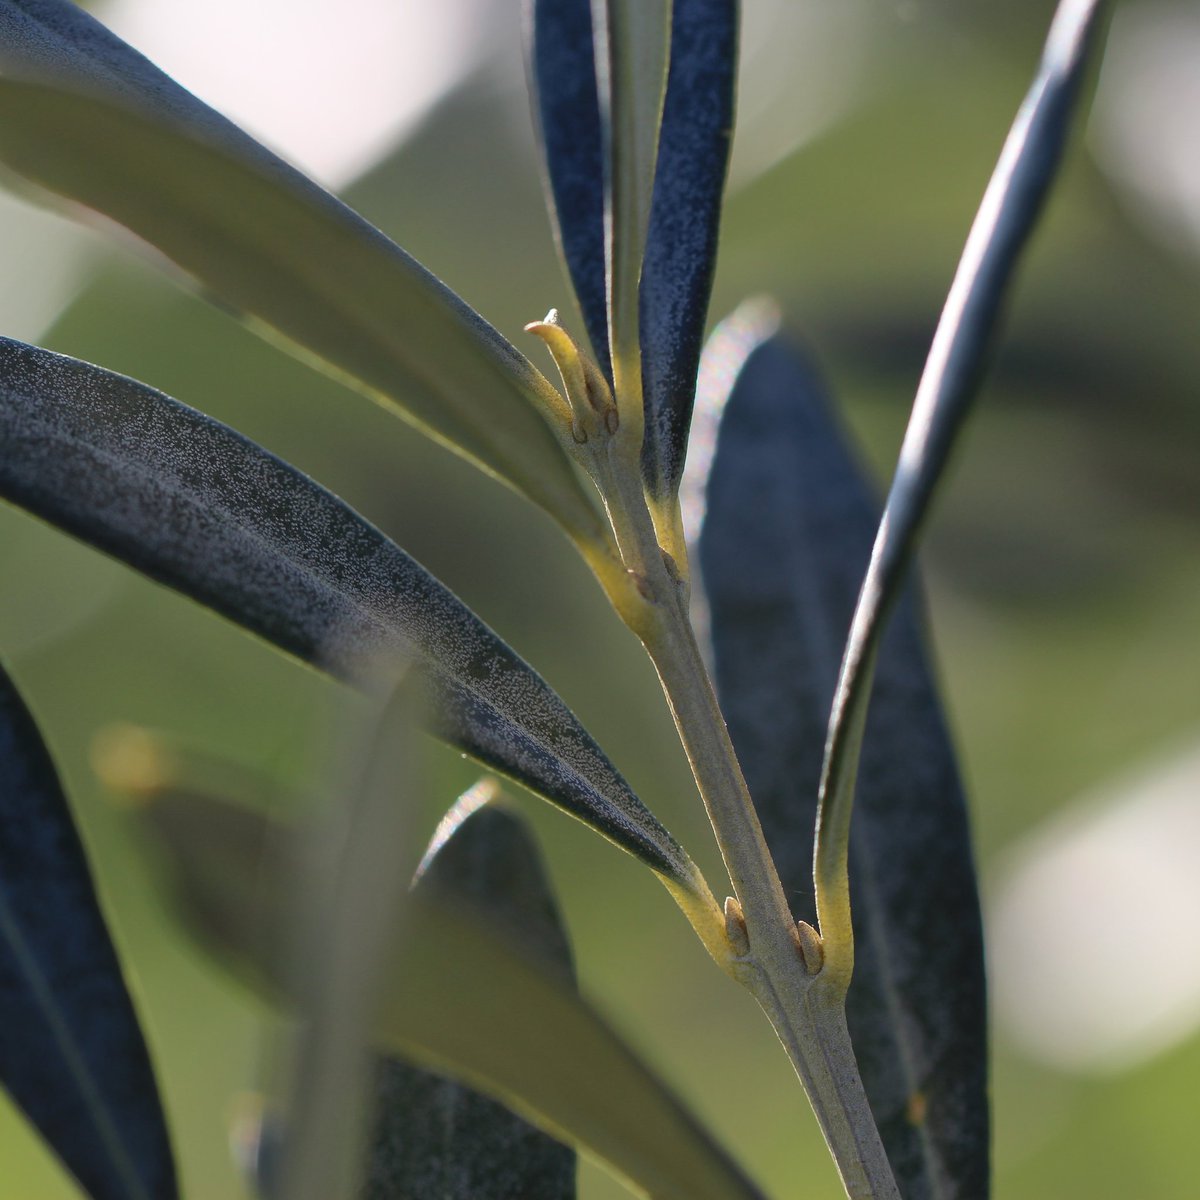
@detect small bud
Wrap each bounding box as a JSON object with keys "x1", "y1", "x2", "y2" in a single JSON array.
[
  {"x1": 724, "y1": 896, "x2": 750, "y2": 957},
  {"x1": 525, "y1": 310, "x2": 616, "y2": 445},
  {"x1": 795, "y1": 920, "x2": 824, "y2": 975}
]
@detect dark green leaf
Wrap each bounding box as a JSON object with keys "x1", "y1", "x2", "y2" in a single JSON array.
[
  {"x1": 134, "y1": 785, "x2": 767, "y2": 1200},
  {"x1": 0, "y1": 336, "x2": 698, "y2": 889},
  {"x1": 814, "y1": 0, "x2": 1109, "y2": 936},
  {"x1": 639, "y1": 0, "x2": 736, "y2": 502},
  {"x1": 363, "y1": 789, "x2": 575, "y2": 1200},
  {"x1": 527, "y1": 0, "x2": 612, "y2": 383},
  {"x1": 0, "y1": 662, "x2": 176, "y2": 1200},
  {"x1": 696, "y1": 311, "x2": 988, "y2": 1199},
  {"x1": 0, "y1": 6, "x2": 603, "y2": 540}
]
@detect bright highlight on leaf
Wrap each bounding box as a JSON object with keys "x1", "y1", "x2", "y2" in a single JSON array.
[
  {"x1": 0, "y1": 1, "x2": 606, "y2": 545},
  {"x1": 0, "y1": 336, "x2": 700, "y2": 892},
  {"x1": 126, "y1": 777, "x2": 768, "y2": 1200},
  {"x1": 0, "y1": 662, "x2": 177, "y2": 1200}
]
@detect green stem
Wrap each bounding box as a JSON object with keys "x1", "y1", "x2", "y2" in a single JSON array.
[
  {"x1": 644, "y1": 601, "x2": 899, "y2": 1200},
  {"x1": 541, "y1": 312, "x2": 900, "y2": 1196},
  {"x1": 757, "y1": 982, "x2": 901, "y2": 1200},
  {"x1": 592, "y1": 453, "x2": 899, "y2": 1199}
]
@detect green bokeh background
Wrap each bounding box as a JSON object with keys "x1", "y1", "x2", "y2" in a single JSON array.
[{"x1": 2, "y1": 1, "x2": 1199, "y2": 1197}]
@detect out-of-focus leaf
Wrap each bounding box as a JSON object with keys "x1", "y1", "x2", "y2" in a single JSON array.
[
  {"x1": 812, "y1": 0, "x2": 1109, "y2": 957},
  {"x1": 362, "y1": 785, "x2": 575, "y2": 1200},
  {"x1": 208, "y1": 777, "x2": 578, "y2": 1200},
  {"x1": 132, "y1": 784, "x2": 768, "y2": 1200},
  {"x1": 527, "y1": 0, "x2": 612, "y2": 383},
  {"x1": 0, "y1": 336, "x2": 699, "y2": 889},
  {"x1": 280, "y1": 684, "x2": 421, "y2": 1200},
  {"x1": 0, "y1": 662, "x2": 176, "y2": 1200},
  {"x1": 639, "y1": 0, "x2": 736, "y2": 505},
  {"x1": 695, "y1": 308, "x2": 988, "y2": 1199},
  {"x1": 593, "y1": 0, "x2": 670, "y2": 397},
  {"x1": 0, "y1": 7, "x2": 601, "y2": 540}
]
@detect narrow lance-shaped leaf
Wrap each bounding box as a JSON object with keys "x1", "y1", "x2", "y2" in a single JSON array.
[
  {"x1": 639, "y1": 0, "x2": 737, "y2": 508},
  {"x1": 363, "y1": 784, "x2": 576, "y2": 1200},
  {"x1": 124, "y1": 775, "x2": 768, "y2": 1200},
  {"x1": 592, "y1": 0, "x2": 670, "y2": 407},
  {"x1": 0, "y1": 2, "x2": 603, "y2": 542},
  {"x1": 0, "y1": 662, "x2": 177, "y2": 1200},
  {"x1": 527, "y1": 0, "x2": 612, "y2": 384},
  {"x1": 695, "y1": 306, "x2": 988, "y2": 1199},
  {"x1": 0, "y1": 336, "x2": 700, "y2": 892},
  {"x1": 813, "y1": 0, "x2": 1109, "y2": 959}
]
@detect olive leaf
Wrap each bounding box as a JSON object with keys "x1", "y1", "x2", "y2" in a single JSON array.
[
  {"x1": 527, "y1": 0, "x2": 612, "y2": 383},
  {"x1": 528, "y1": 0, "x2": 737, "y2": 554},
  {"x1": 0, "y1": 661, "x2": 176, "y2": 1200},
  {"x1": 0, "y1": 336, "x2": 699, "y2": 889},
  {"x1": 812, "y1": 0, "x2": 1110, "y2": 969},
  {"x1": 694, "y1": 306, "x2": 988, "y2": 1199},
  {"x1": 363, "y1": 786, "x2": 576, "y2": 1200},
  {"x1": 639, "y1": 0, "x2": 737, "y2": 505},
  {"x1": 127, "y1": 776, "x2": 768, "y2": 1200},
  {"x1": 0, "y1": 1, "x2": 603, "y2": 542}
]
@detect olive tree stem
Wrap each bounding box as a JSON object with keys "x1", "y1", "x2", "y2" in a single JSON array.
[{"x1": 587, "y1": 434, "x2": 899, "y2": 1200}]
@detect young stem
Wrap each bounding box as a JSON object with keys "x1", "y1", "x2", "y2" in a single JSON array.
[
  {"x1": 593, "y1": 448, "x2": 900, "y2": 1199},
  {"x1": 754, "y1": 973, "x2": 901, "y2": 1200},
  {"x1": 536, "y1": 307, "x2": 899, "y2": 1194},
  {"x1": 645, "y1": 600, "x2": 899, "y2": 1200}
]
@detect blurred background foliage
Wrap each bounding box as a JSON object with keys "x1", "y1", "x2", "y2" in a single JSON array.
[{"x1": 1, "y1": 0, "x2": 1198, "y2": 1196}]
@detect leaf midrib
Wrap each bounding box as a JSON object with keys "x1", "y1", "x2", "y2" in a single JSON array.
[{"x1": 0, "y1": 880, "x2": 155, "y2": 1200}]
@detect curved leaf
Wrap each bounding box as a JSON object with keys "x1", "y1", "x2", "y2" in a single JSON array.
[
  {"x1": 0, "y1": 336, "x2": 697, "y2": 888},
  {"x1": 695, "y1": 311, "x2": 988, "y2": 1198},
  {"x1": 813, "y1": 0, "x2": 1109, "y2": 949},
  {"x1": 0, "y1": 662, "x2": 176, "y2": 1200},
  {"x1": 527, "y1": 0, "x2": 612, "y2": 383},
  {"x1": 132, "y1": 784, "x2": 767, "y2": 1200},
  {"x1": 0, "y1": 3, "x2": 602, "y2": 541},
  {"x1": 363, "y1": 787, "x2": 575, "y2": 1200},
  {"x1": 639, "y1": 0, "x2": 737, "y2": 503}
]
